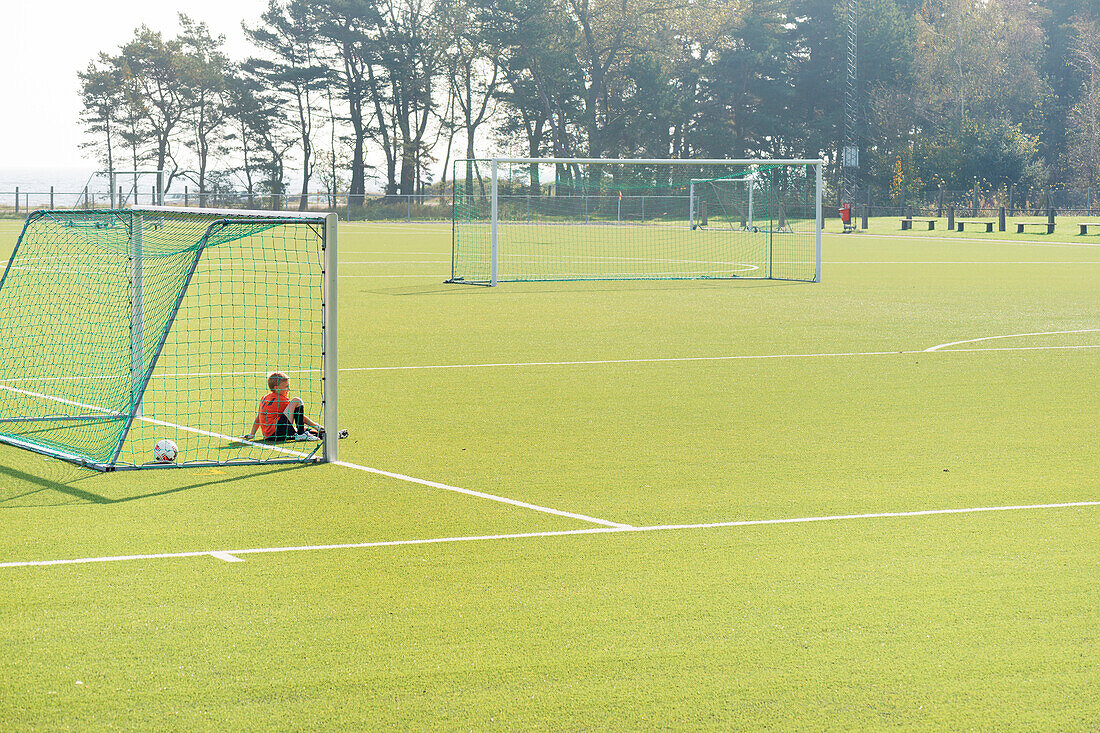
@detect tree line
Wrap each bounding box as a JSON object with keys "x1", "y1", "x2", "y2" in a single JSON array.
[{"x1": 78, "y1": 0, "x2": 1100, "y2": 210}]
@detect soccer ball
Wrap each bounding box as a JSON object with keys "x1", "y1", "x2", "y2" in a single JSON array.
[{"x1": 153, "y1": 439, "x2": 179, "y2": 463}]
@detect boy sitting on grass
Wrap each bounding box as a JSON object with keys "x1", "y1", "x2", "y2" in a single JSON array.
[{"x1": 242, "y1": 371, "x2": 323, "y2": 442}]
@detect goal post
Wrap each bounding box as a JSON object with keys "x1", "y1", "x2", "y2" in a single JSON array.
[
  {"x1": 0, "y1": 206, "x2": 338, "y2": 470},
  {"x1": 450, "y1": 158, "x2": 823, "y2": 285}
]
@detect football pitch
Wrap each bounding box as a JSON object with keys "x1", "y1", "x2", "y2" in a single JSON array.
[{"x1": 0, "y1": 218, "x2": 1097, "y2": 729}]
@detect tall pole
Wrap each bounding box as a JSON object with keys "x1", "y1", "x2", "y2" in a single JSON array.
[
  {"x1": 815, "y1": 162, "x2": 823, "y2": 282},
  {"x1": 323, "y1": 213, "x2": 339, "y2": 463},
  {"x1": 490, "y1": 160, "x2": 498, "y2": 287},
  {"x1": 842, "y1": 0, "x2": 859, "y2": 221},
  {"x1": 130, "y1": 214, "x2": 144, "y2": 418},
  {"x1": 689, "y1": 182, "x2": 695, "y2": 230}
]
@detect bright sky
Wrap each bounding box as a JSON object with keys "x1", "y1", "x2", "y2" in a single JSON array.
[{"x1": 0, "y1": 0, "x2": 268, "y2": 170}]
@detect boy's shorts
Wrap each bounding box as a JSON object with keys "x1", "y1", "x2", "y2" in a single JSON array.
[{"x1": 270, "y1": 414, "x2": 299, "y2": 441}]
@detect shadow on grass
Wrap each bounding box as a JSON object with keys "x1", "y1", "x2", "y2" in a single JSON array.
[
  {"x1": 0, "y1": 463, "x2": 311, "y2": 507},
  {"x1": 368, "y1": 278, "x2": 808, "y2": 298},
  {"x1": 479, "y1": 280, "x2": 808, "y2": 297},
  {"x1": 358, "y1": 282, "x2": 473, "y2": 297}
]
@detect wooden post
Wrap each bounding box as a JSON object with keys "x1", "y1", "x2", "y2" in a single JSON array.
[
  {"x1": 947, "y1": 206, "x2": 955, "y2": 230},
  {"x1": 861, "y1": 204, "x2": 868, "y2": 230},
  {"x1": 998, "y1": 207, "x2": 1006, "y2": 232},
  {"x1": 185, "y1": 186, "x2": 189, "y2": 207},
  {"x1": 50, "y1": 186, "x2": 54, "y2": 209}
]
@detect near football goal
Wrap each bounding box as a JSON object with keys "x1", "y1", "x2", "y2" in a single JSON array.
[
  {"x1": 0, "y1": 207, "x2": 338, "y2": 470},
  {"x1": 450, "y1": 158, "x2": 822, "y2": 285}
]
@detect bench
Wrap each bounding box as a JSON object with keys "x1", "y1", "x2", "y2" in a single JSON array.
[
  {"x1": 1079, "y1": 222, "x2": 1100, "y2": 235},
  {"x1": 900, "y1": 217, "x2": 937, "y2": 231},
  {"x1": 1016, "y1": 222, "x2": 1054, "y2": 234},
  {"x1": 956, "y1": 220, "x2": 993, "y2": 232}
]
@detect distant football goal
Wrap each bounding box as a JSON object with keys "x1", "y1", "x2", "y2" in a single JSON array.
[
  {"x1": 0, "y1": 207, "x2": 338, "y2": 470},
  {"x1": 450, "y1": 158, "x2": 822, "y2": 285}
]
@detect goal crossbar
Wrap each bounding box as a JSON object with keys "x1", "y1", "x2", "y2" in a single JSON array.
[{"x1": 486, "y1": 158, "x2": 823, "y2": 166}]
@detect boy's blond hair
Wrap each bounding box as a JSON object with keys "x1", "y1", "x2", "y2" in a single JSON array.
[{"x1": 267, "y1": 371, "x2": 289, "y2": 391}]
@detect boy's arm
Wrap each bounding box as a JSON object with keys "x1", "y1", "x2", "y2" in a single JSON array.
[{"x1": 242, "y1": 410, "x2": 262, "y2": 440}]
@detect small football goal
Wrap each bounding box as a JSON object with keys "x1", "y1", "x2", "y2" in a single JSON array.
[
  {"x1": 0, "y1": 206, "x2": 338, "y2": 470},
  {"x1": 450, "y1": 158, "x2": 822, "y2": 285}
]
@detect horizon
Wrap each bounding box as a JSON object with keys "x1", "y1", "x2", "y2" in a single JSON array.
[{"x1": 1, "y1": 0, "x2": 265, "y2": 170}]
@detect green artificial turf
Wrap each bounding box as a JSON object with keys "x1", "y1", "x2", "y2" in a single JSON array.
[{"x1": 0, "y1": 218, "x2": 1097, "y2": 730}]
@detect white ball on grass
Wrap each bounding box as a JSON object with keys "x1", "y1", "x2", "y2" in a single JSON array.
[{"x1": 153, "y1": 439, "x2": 178, "y2": 463}]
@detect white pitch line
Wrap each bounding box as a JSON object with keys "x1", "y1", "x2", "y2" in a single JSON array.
[
  {"x1": 943, "y1": 344, "x2": 1099, "y2": 354},
  {"x1": 334, "y1": 344, "x2": 1099, "y2": 373},
  {"x1": 0, "y1": 384, "x2": 311, "y2": 460},
  {"x1": 924, "y1": 329, "x2": 1100, "y2": 352},
  {"x1": 2, "y1": 500, "x2": 1095, "y2": 568},
  {"x1": 340, "y1": 251, "x2": 449, "y2": 255},
  {"x1": 341, "y1": 224, "x2": 447, "y2": 230},
  {"x1": 333, "y1": 460, "x2": 629, "y2": 528},
  {"x1": 337, "y1": 350, "x2": 897, "y2": 371},
  {"x1": 209, "y1": 551, "x2": 244, "y2": 563},
  {"x1": 2, "y1": 343, "x2": 1097, "y2": 386},
  {"x1": 138, "y1": 415, "x2": 311, "y2": 459},
  {"x1": 0, "y1": 384, "x2": 116, "y2": 415},
  {"x1": 337, "y1": 254, "x2": 1092, "y2": 265},
  {"x1": 829, "y1": 261, "x2": 1100, "y2": 264},
  {"x1": 0, "y1": 396, "x2": 613, "y2": 527}
]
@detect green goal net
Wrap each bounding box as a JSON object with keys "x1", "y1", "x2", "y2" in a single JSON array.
[
  {"x1": 0, "y1": 207, "x2": 338, "y2": 470},
  {"x1": 450, "y1": 158, "x2": 821, "y2": 285}
]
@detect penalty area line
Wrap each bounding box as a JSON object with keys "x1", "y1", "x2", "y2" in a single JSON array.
[
  {"x1": 2, "y1": 500, "x2": 1096, "y2": 569},
  {"x1": 333, "y1": 460, "x2": 631, "y2": 528}
]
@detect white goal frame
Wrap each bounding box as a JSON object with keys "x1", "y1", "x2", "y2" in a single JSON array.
[
  {"x1": 0, "y1": 205, "x2": 339, "y2": 469},
  {"x1": 689, "y1": 173, "x2": 759, "y2": 231},
  {"x1": 461, "y1": 158, "x2": 823, "y2": 286},
  {"x1": 107, "y1": 170, "x2": 166, "y2": 208},
  {"x1": 134, "y1": 206, "x2": 340, "y2": 465}
]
